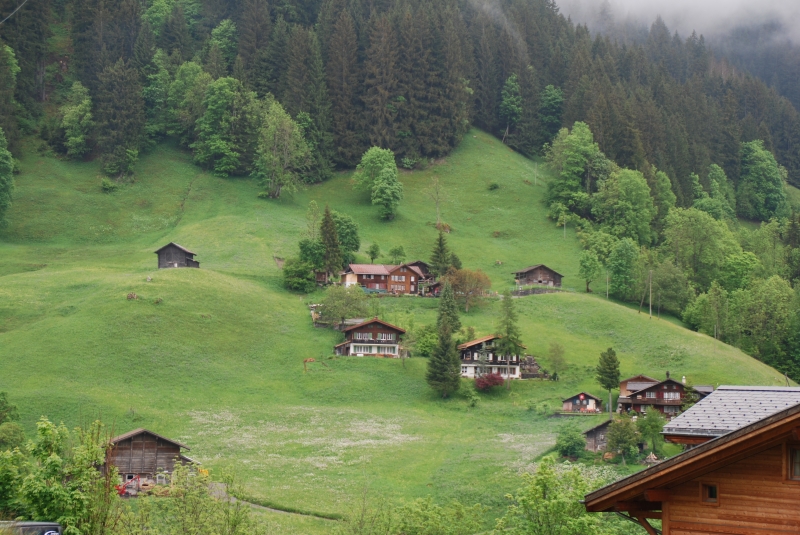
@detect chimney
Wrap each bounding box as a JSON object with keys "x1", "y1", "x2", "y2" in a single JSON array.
[
  {"x1": 682, "y1": 375, "x2": 686, "y2": 384},
  {"x1": 666, "y1": 370, "x2": 670, "y2": 380}
]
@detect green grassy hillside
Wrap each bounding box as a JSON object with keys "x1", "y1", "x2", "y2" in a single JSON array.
[{"x1": 0, "y1": 130, "x2": 789, "y2": 531}]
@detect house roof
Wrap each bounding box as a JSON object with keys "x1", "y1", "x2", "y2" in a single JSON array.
[
  {"x1": 342, "y1": 317, "x2": 406, "y2": 334},
  {"x1": 110, "y1": 428, "x2": 190, "y2": 450},
  {"x1": 582, "y1": 420, "x2": 612, "y2": 435},
  {"x1": 628, "y1": 378, "x2": 685, "y2": 397},
  {"x1": 457, "y1": 334, "x2": 527, "y2": 350},
  {"x1": 511, "y1": 264, "x2": 564, "y2": 277},
  {"x1": 346, "y1": 264, "x2": 393, "y2": 275},
  {"x1": 621, "y1": 374, "x2": 659, "y2": 384},
  {"x1": 154, "y1": 242, "x2": 195, "y2": 255},
  {"x1": 584, "y1": 400, "x2": 800, "y2": 512},
  {"x1": 694, "y1": 385, "x2": 715, "y2": 395},
  {"x1": 625, "y1": 381, "x2": 660, "y2": 392},
  {"x1": 662, "y1": 385, "x2": 800, "y2": 439},
  {"x1": 563, "y1": 392, "x2": 603, "y2": 403}
]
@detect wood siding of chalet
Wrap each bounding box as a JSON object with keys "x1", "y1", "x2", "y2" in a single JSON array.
[
  {"x1": 108, "y1": 434, "x2": 182, "y2": 477},
  {"x1": 339, "y1": 322, "x2": 404, "y2": 356},
  {"x1": 622, "y1": 382, "x2": 685, "y2": 416},
  {"x1": 585, "y1": 424, "x2": 609, "y2": 452},
  {"x1": 562, "y1": 396, "x2": 599, "y2": 412},
  {"x1": 352, "y1": 267, "x2": 420, "y2": 293},
  {"x1": 665, "y1": 443, "x2": 800, "y2": 534},
  {"x1": 515, "y1": 266, "x2": 562, "y2": 287},
  {"x1": 157, "y1": 245, "x2": 198, "y2": 269}
]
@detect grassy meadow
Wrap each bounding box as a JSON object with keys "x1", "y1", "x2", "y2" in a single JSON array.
[{"x1": 0, "y1": 130, "x2": 790, "y2": 531}]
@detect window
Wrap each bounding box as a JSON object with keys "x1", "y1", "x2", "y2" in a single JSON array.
[
  {"x1": 646, "y1": 391, "x2": 656, "y2": 398},
  {"x1": 789, "y1": 447, "x2": 800, "y2": 481},
  {"x1": 365, "y1": 274, "x2": 374, "y2": 280},
  {"x1": 664, "y1": 392, "x2": 680, "y2": 400},
  {"x1": 378, "y1": 333, "x2": 395, "y2": 341},
  {"x1": 461, "y1": 366, "x2": 468, "y2": 373},
  {"x1": 411, "y1": 285, "x2": 415, "y2": 292},
  {"x1": 391, "y1": 275, "x2": 406, "y2": 282},
  {"x1": 411, "y1": 276, "x2": 415, "y2": 282},
  {"x1": 701, "y1": 483, "x2": 718, "y2": 504},
  {"x1": 354, "y1": 332, "x2": 373, "y2": 340}
]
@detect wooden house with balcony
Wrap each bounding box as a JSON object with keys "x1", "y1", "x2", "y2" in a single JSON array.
[
  {"x1": 584, "y1": 400, "x2": 800, "y2": 535},
  {"x1": 512, "y1": 264, "x2": 563, "y2": 287},
  {"x1": 457, "y1": 335, "x2": 524, "y2": 380},
  {"x1": 334, "y1": 318, "x2": 405, "y2": 357},
  {"x1": 618, "y1": 378, "x2": 687, "y2": 417},
  {"x1": 562, "y1": 392, "x2": 602, "y2": 413},
  {"x1": 340, "y1": 261, "x2": 432, "y2": 294}
]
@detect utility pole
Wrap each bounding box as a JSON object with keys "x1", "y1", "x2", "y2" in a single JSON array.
[
  {"x1": 649, "y1": 270, "x2": 652, "y2": 319},
  {"x1": 606, "y1": 271, "x2": 609, "y2": 299}
]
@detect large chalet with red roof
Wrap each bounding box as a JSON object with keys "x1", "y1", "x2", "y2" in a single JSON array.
[
  {"x1": 334, "y1": 318, "x2": 406, "y2": 357},
  {"x1": 340, "y1": 261, "x2": 433, "y2": 294}
]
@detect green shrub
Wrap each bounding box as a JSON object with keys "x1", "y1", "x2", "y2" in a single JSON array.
[
  {"x1": 488, "y1": 182, "x2": 500, "y2": 190},
  {"x1": 101, "y1": 178, "x2": 119, "y2": 193},
  {"x1": 555, "y1": 421, "x2": 586, "y2": 457}
]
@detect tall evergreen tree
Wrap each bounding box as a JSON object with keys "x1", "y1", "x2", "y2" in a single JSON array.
[
  {"x1": 595, "y1": 347, "x2": 620, "y2": 415},
  {"x1": 133, "y1": 20, "x2": 157, "y2": 79},
  {"x1": 430, "y1": 231, "x2": 451, "y2": 278},
  {"x1": 255, "y1": 15, "x2": 290, "y2": 98},
  {"x1": 495, "y1": 289, "x2": 523, "y2": 389},
  {"x1": 95, "y1": 59, "x2": 145, "y2": 177},
  {"x1": 326, "y1": 9, "x2": 363, "y2": 167},
  {"x1": 427, "y1": 282, "x2": 462, "y2": 398},
  {"x1": 320, "y1": 204, "x2": 343, "y2": 277},
  {"x1": 237, "y1": 0, "x2": 271, "y2": 89},
  {"x1": 362, "y1": 15, "x2": 398, "y2": 150},
  {"x1": 436, "y1": 280, "x2": 461, "y2": 334},
  {"x1": 160, "y1": 2, "x2": 193, "y2": 61},
  {"x1": 0, "y1": 0, "x2": 51, "y2": 108}
]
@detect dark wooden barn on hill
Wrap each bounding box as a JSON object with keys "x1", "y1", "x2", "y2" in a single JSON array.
[
  {"x1": 155, "y1": 242, "x2": 199, "y2": 269},
  {"x1": 106, "y1": 428, "x2": 193, "y2": 483},
  {"x1": 512, "y1": 264, "x2": 563, "y2": 287}
]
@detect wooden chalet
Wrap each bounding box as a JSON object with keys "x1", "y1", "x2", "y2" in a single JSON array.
[
  {"x1": 562, "y1": 392, "x2": 602, "y2": 413},
  {"x1": 155, "y1": 242, "x2": 199, "y2": 269},
  {"x1": 583, "y1": 420, "x2": 612, "y2": 453},
  {"x1": 341, "y1": 261, "x2": 432, "y2": 295},
  {"x1": 620, "y1": 374, "x2": 660, "y2": 397},
  {"x1": 334, "y1": 317, "x2": 405, "y2": 357},
  {"x1": 663, "y1": 386, "x2": 800, "y2": 446},
  {"x1": 584, "y1": 400, "x2": 800, "y2": 535},
  {"x1": 106, "y1": 429, "x2": 194, "y2": 488},
  {"x1": 618, "y1": 378, "x2": 687, "y2": 417},
  {"x1": 457, "y1": 335, "x2": 524, "y2": 379},
  {"x1": 512, "y1": 264, "x2": 563, "y2": 287}
]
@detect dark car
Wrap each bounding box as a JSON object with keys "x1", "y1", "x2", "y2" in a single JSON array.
[{"x1": 0, "y1": 522, "x2": 62, "y2": 535}]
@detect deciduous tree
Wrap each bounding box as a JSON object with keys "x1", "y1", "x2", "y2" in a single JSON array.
[
  {"x1": 0, "y1": 128, "x2": 14, "y2": 228},
  {"x1": 321, "y1": 284, "x2": 367, "y2": 329},
  {"x1": 578, "y1": 250, "x2": 602, "y2": 293},
  {"x1": 253, "y1": 99, "x2": 310, "y2": 197}
]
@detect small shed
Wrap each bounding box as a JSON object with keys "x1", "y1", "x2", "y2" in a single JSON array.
[
  {"x1": 562, "y1": 392, "x2": 602, "y2": 413},
  {"x1": 512, "y1": 264, "x2": 563, "y2": 287},
  {"x1": 583, "y1": 420, "x2": 612, "y2": 452},
  {"x1": 155, "y1": 242, "x2": 199, "y2": 269},
  {"x1": 106, "y1": 428, "x2": 194, "y2": 488}
]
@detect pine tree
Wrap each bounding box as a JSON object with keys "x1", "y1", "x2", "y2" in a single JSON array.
[
  {"x1": 160, "y1": 2, "x2": 193, "y2": 61},
  {"x1": 472, "y1": 15, "x2": 499, "y2": 133},
  {"x1": 326, "y1": 9, "x2": 363, "y2": 166},
  {"x1": 495, "y1": 289, "x2": 522, "y2": 388},
  {"x1": 133, "y1": 20, "x2": 157, "y2": 79},
  {"x1": 237, "y1": 0, "x2": 271, "y2": 89},
  {"x1": 596, "y1": 347, "x2": 620, "y2": 415},
  {"x1": 427, "y1": 282, "x2": 462, "y2": 398},
  {"x1": 95, "y1": 59, "x2": 145, "y2": 177},
  {"x1": 719, "y1": 90, "x2": 742, "y2": 186},
  {"x1": 320, "y1": 205, "x2": 343, "y2": 277},
  {"x1": 437, "y1": 10, "x2": 471, "y2": 154},
  {"x1": 0, "y1": 127, "x2": 14, "y2": 227},
  {"x1": 437, "y1": 279, "x2": 461, "y2": 334},
  {"x1": 255, "y1": 15, "x2": 290, "y2": 98},
  {"x1": 362, "y1": 15, "x2": 398, "y2": 150},
  {"x1": 0, "y1": 0, "x2": 51, "y2": 108},
  {"x1": 430, "y1": 231, "x2": 451, "y2": 278},
  {"x1": 205, "y1": 43, "x2": 228, "y2": 79}
]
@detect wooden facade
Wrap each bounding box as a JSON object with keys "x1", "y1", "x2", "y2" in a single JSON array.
[
  {"x1": 155, "y1": 242, "x2": 199, "y2": 269},
  {"x1": 584, "y1": 420, "x2": 611, "y2": 453},
  {"x1": 334, "y1": 318, "x2": 405, "y2": 357},
  {"x1": 106, "y1": 429, "x2": 191, "y2": 483},
  {"x1": 457, "y1": 335, "x2": 522, "y2": 379},
  {"x1": 618, "y1": 378, "x2": 686, "y2": 417},
  {"x1": 341, "y1": 262, "x2": 432, "y2": 294},
  {"x1": 512, "y1": 264, "x2": 563, "y2": 287},
  {"x1": 562, "y1": 392, "x2": 602, "y2": 413},
  {"x1": 584, "y1": 402, "x2": 800, "y2": 534}
]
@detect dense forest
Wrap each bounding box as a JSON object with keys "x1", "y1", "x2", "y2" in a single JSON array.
[{"x1": 1, "y1": 0, "x2": 800, "y2": 376}]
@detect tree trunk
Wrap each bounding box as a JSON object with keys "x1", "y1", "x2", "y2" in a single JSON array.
[{"x1": 608, "y1": 390, "x2": 613, "y2": 416}]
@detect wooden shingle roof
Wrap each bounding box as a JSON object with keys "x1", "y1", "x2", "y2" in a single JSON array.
[
  {"x1": 154, "y1": 242, "x2": 196, "y2": 255},
  {"x1": 341, "y1": 317, "x2": 406, "y2": 334},
  {"x1": 511, "y1": 264, "x2": 564, "y2": 277},
  {"x1": 110, "y1": 428, "x2": 190, "y2": 450}
]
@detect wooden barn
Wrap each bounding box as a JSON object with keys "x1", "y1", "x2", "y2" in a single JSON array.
[
  {"x1": 155, "y1": 242, "x2": 199, "y2": 269},
  {"x1": 562, "y1": 392, "x2": 602, "y2": 413},
  {"x1": 583, "y1": 420, "x2": 612, "y2": 452},
  {"x1": 334, "y1": 318, "x2": 405, "y2": 357},
  {"x1": 106, "y1": 429, "x2": 193, "y2": 489},
  {"x1": 512, "y1": 264, "x2": 563, "y2": 287},
  {"x1": 584, "y1": 400, "x2": 800, "y2": 534}
]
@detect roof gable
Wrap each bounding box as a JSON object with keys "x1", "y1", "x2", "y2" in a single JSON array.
[
  {"x1": 346, "y1": 264, "x2": 393, "y2": 275},
  {"x1": 584, "y1": 401, "x2": 800, "y2": 512},
  {"x1": 110, "y1": 428, "x2": 190, "y2": 450},
  {"x1": 512, "y1": 264, "x2": 564, "y2": 277},
  {"x1": 457, "y1": 335, "x2": 500, "y2": 350},
  {"x1": 562, "y1": 392, "x2": 603, "y2": 403},
  {"x1": 621, "y1": 374, "x2": 660, "y2": 384},
  {"x1": 154, "y1": 242, "x2": 195, "y2": 255},
  {"x1": 342, "y1": 317, "x2": 406, "y2": 334},
  {"x1": 629, "y1": 378, "x2": 684, "y2": 396}
]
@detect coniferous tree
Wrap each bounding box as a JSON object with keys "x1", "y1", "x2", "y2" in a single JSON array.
[
  {"x1": 326, "y1": 9, "x2": 363, "y2": 166},
  {"x1": 95, "y1": 59, "x2": 145, "y2": 177},
  {"x1": 363, "y1": 15, "x2": 398, "y2": 150},
  {"x1": 0, "y1": 43, "x2": 20, "y2": 151},
  {"x1": 595, "y1": 347, "x2": 620, "y2": 415},
  {"x1": 256, "y1": 15, "x2": 290, "y2": 98},
  {"x1": 430, "y1": 231, "x2": 452, "y2": 278},
  {"x1": 0, "y1": 127, "x2": 14, "y2": 227},
  {"x1": 237, "y1": 0, "x2": 271, "y2": 89},
  {"x1": 133, "y1": 20, "x2": 157, "y2": 79},
  {"x1": 472, "y1": 14, "x2": 499, "y2": 133},
  {"x1": 160, "y1": 2, "x2": 193, "y2": 61},
  {"x1": 205, "y1": 43, "x2": 228, "y2": 79},
  {"x1": 495, "y1": 289, "x2": 523, "y2": 389},
  {"x1": 0, "y1": 0, "x2": 51, "y2": 108},
  {"x1": 320, "y1": 205, "x2": 343, "y2": 277},
  {"x1": 427, "y1": 282, "x2": 462, "y2": 398}
]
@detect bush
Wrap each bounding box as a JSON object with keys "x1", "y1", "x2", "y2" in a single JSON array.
[
  {"x1": 555, "y1": 422, "x2": 586, "y2": 458},
  {"x1": 0, "y1": 422, "x2": 24, "y2": 451},
  {"x1": 475, "y1": 373, "x2": 504, "y2": 391},
  {"x1": 282, "y1": 258, "x2": 315, "y2": 293},
  {"x1": 488, "y1": 182, "x2": 500, "y2": 190},
  {"x1": 101, "y1": 177, "x2": 119, "y2": 193}
]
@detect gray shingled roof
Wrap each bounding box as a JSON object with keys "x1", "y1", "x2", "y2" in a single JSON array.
[{"x1": 662, "y1": 385, "x2": 800, "y2": 438}]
